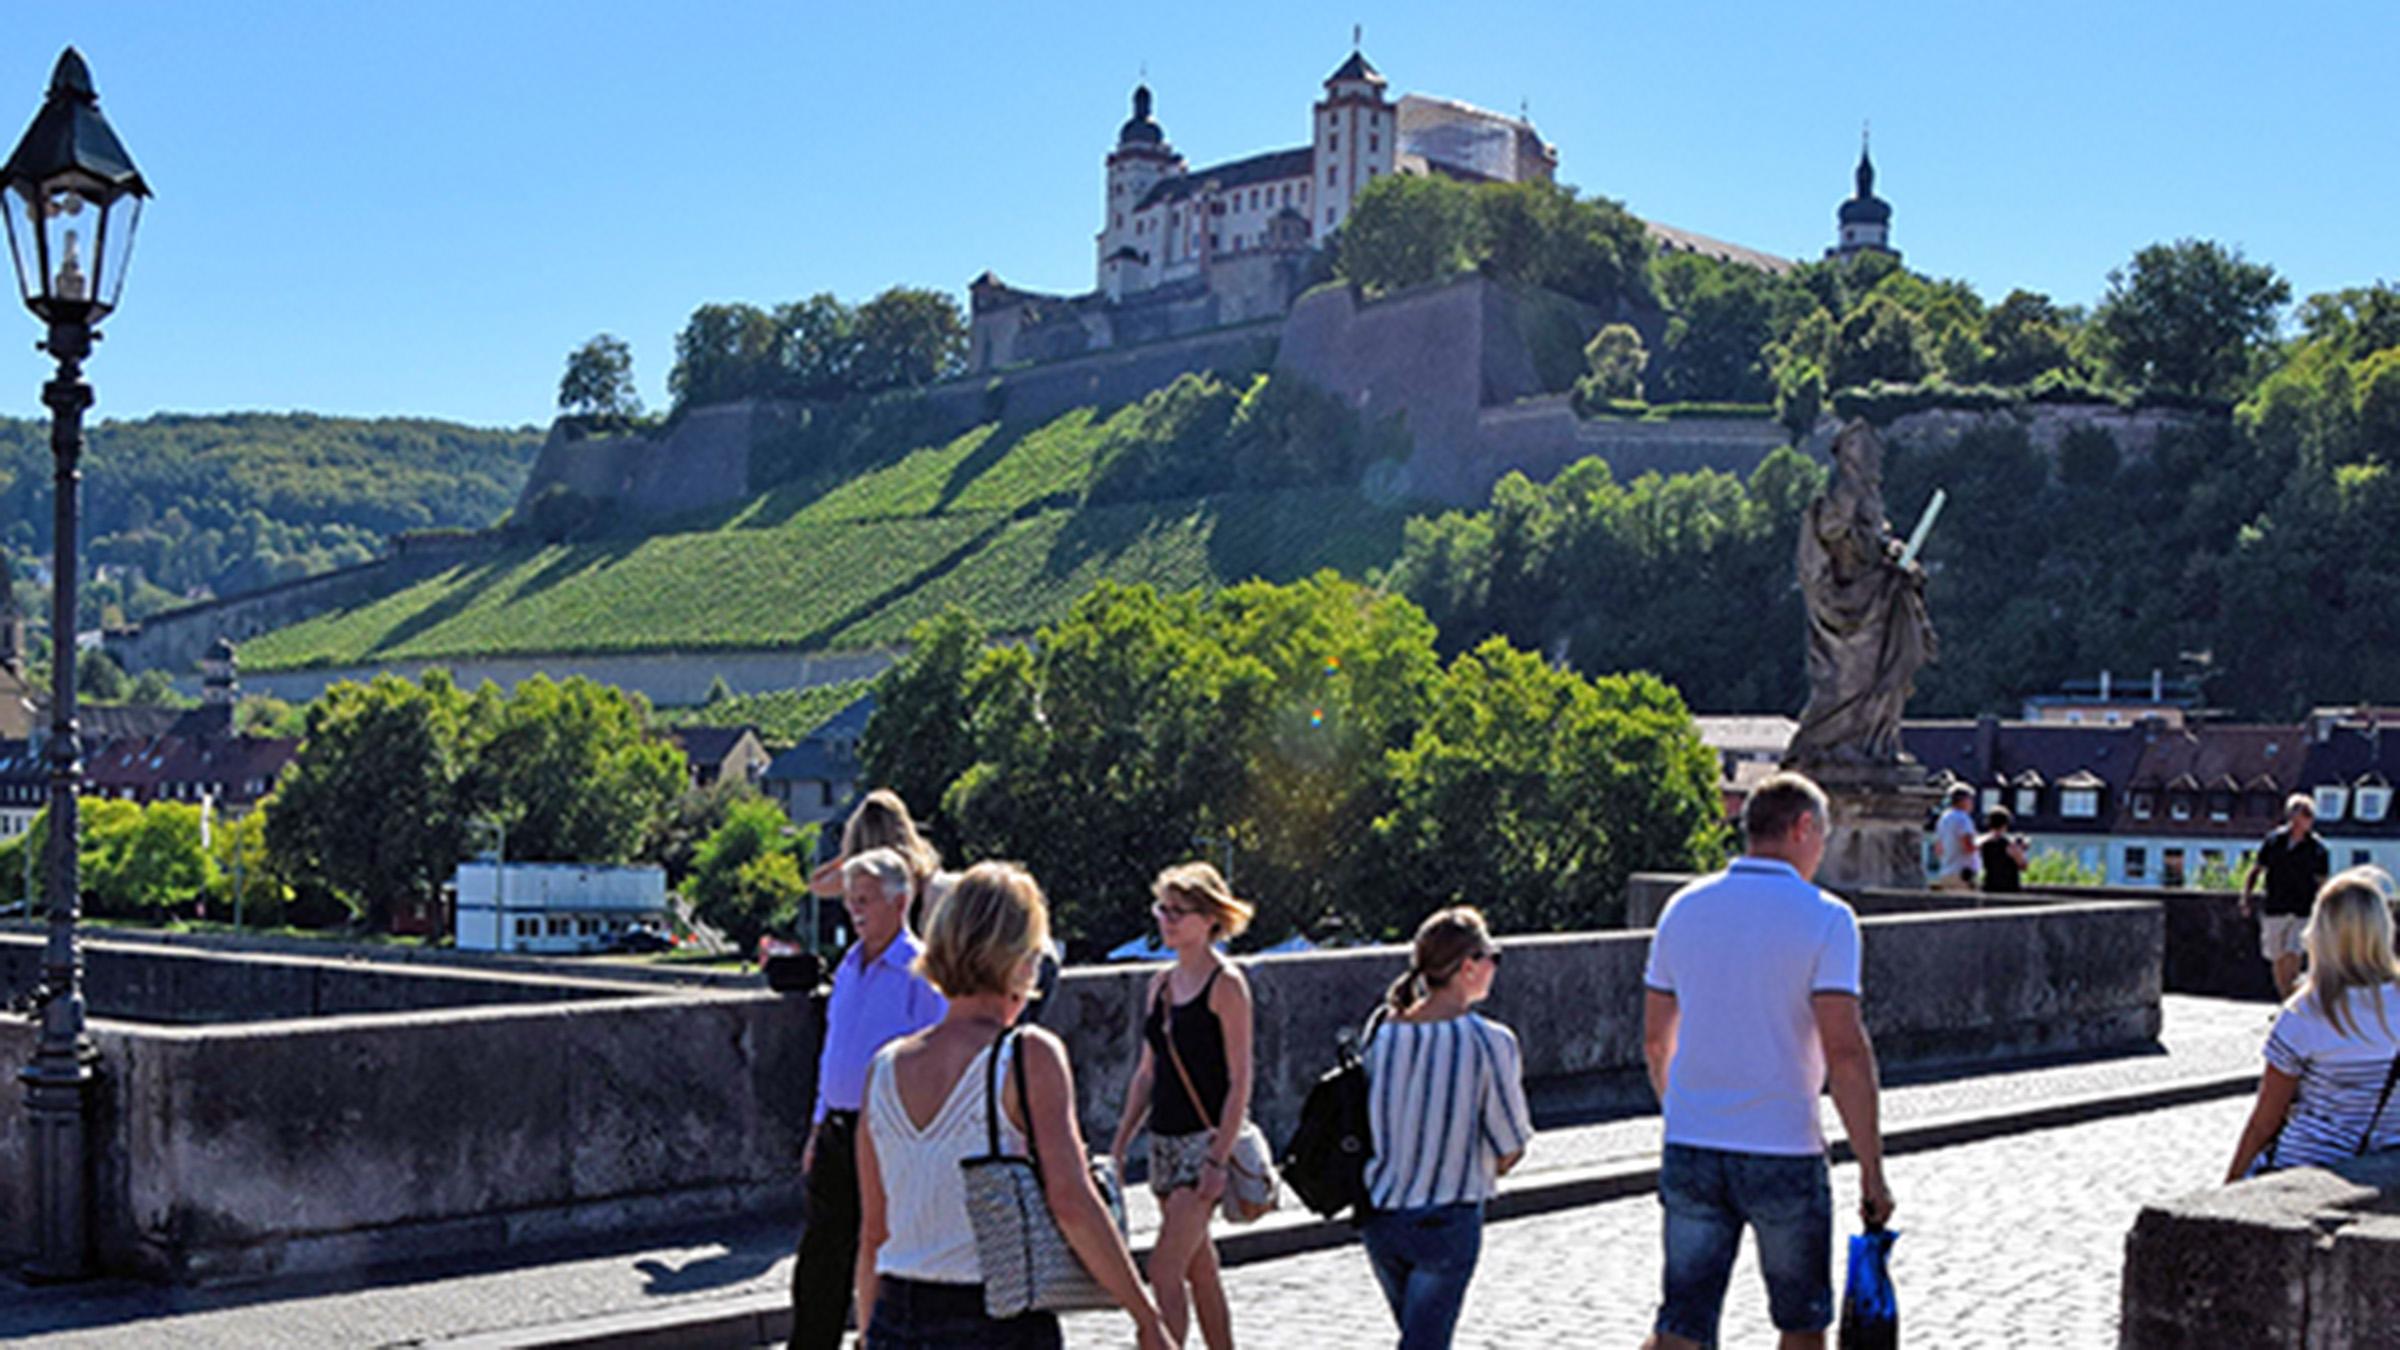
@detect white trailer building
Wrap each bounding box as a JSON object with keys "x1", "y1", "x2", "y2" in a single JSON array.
[{"x1": 452, "y1": 861, "x2": 671, "y2": 955}]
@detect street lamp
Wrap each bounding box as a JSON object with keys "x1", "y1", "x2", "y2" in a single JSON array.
[{"x1": 6, "y1": 47, "x2": 149, "y2": 1283}]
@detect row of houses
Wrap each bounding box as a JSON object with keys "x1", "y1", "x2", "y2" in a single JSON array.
[{"x1": 1698, "y1": 706, "x2": 2400, "y2": 886}]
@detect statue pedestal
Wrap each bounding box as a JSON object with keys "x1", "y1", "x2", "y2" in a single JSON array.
[{"x1": 1795, "y1": 761, "x2": 1937, "y2": 896}]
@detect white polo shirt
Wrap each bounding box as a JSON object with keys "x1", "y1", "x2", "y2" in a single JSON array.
[{"x1": 1643, "y1": 857, "x2": 1863, "y2": 1156}]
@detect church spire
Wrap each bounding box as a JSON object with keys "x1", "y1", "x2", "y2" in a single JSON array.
[{"x1": 1856, "y1": 123, "x2": 1875, "y2": 198}]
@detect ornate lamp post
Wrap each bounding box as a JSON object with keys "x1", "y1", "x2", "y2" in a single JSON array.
[{"x1": 4, "y1": 47, "x2": 148, "y2": 1282}]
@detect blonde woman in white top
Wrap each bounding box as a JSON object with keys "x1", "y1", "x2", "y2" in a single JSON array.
[{"x1": 854, "y1": 862, "x2": 1172, "y2": 1350}]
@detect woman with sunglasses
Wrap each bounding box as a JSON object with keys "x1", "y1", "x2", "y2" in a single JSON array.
[
  {"x1": 1361, "y1": 906, "x2": 1534, "y2": 1349},
  {"x1": 1108, "y1": 862, "x2": 1256, "y2": 1349}
]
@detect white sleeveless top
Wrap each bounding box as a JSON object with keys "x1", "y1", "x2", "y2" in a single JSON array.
[{"x1": 868, "y1": 1035, "x2": 1024, "y2": 1284}]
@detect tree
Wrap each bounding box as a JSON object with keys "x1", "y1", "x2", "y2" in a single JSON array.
[
  {"x1": 1336, "y1": 173, "x2": 1480, "y2": 296},
  {"x1": 265, "y1": 673, "x2": 466, "y2": 929},
  {"x1": 77, "y1": 648, "x2": 128, "y2": 702},
  {"x1": 1830, "y1": 294, "x2": 1929, "y2": 390},
  {"x1": 1651, "y1": 253, "x2": 1779, "y2": 403},
  {"x1": 558, "y1": 334, "x2": 643, "y2": 422},
  {"x1": 860, "y1": 606, "x2": 990, "y2": 851},
  {"x1": 668, "y1": 302, "x2": 781, "y2": 410},
  {"x1": 1577, "y1": 324, "x2": 1648, "y2": 403},
  {"x1": 850, "y1": 287, "x2": 967, "y2": 392},
  {"x1": 1473, "y1": 180, "x2": 1653, "y2": 308},
  {"x1": 456, "y1": 674, "x2": 685, "y2": 865},
  {"x1": 2093, "y1": 240, "x2": 2290, "y2": 399},
  {"x1": 1977, "y1": 290, "x2": 2079, "y2": 386},
  {"x1": 1368, "y1": 640, "x2": 1726, "y2": 935},
  {"x1": 772, "y1": 293, "x2": 862, "y2": 399},
  {"x1": 688, "y1": 796, "x2": 811, "y2": 950}
]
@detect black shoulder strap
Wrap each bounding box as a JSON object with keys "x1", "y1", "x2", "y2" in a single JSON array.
[
  {"x1": 981, "y1": 1026, "x2": 1009, "y2": 1157},
  {"x1": 2357, "y1": 1051, "x2": 2400, "y2": 1156},
  {"x1": 1010, "y1": 1027, "x2": 1046, "y2": 1180}
]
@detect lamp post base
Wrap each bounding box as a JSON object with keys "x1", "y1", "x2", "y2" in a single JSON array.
[{"x1": 19, "y1": 1051, "x2": 95, "y2": 1282}]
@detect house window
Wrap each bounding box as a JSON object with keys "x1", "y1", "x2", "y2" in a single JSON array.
[
  {"x1": 2062, "y1": 789, "x2": 2099, "y2": 819},
  {"x1": 2162, "y1": 848, "x2": 2187, "y2": 887},
  {"x1": 1327, "y1": 166, "x2": 1338, "y2": 186},
  {"x1": 1327, "y1": 208, "x2": 1336, "y2": 225},
  {"x1": 2124, "y1": 847, "x2": 2147, "y2": 881},
  {"x1": 548, "y1": 917, "x2": 569, "y2": 936},
  {"x1": 1367, "y1": 166, "x2": 1378, "y2": 178},
  {"x1": 2132, "y1": 792, "x2": 2155, "y2": 820},
  {"x1": 2359, "y1": 788, "x2": 2391, "y2": 822},
  {"x1": 1369, "y1": 134, "x2": 1379, "y2": 152},
  {"x1": 2170, "y1": 798, "x2": 2192, "y2": 822},
  {"x1": 2015, "y1": 788, "x2": 2039, "y2": 818},
  {"x1": 2209, "y1": 794, "x2": 2231, "y2": 822},
  {"x1": 1329, "y1": 134, "x2": 1338, "y2": 152},
  {"x1": 2354, "y1": 850, "x2": 2374, "y2": 868},
  {"x1": 1980, "y1": 788, "x2": 2002, "y2": 816},
  {"x1": 2315, "y1": 787, "x2": 2349, "y2": 820}
]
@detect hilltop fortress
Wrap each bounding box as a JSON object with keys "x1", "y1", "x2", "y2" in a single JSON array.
[{"x1": 969, "y1": 46, "x2": 1831, "y2": 373}]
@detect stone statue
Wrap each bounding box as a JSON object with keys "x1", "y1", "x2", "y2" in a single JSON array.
[{"x1": 1785, "y1": 419, "x2": 1934, "y2": 768}]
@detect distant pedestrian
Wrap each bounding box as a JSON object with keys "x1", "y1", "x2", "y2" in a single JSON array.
[
  {"x1": 811, "y1": 789, "x2": 945, "y2": 934},
  {"x1": 1977, "y1": 806, "x2": 2028, "y2": 894},
  {"x1": 788, "y1": 849, "x2": 947, "y2": 1350},
  {"x1": 854, "y1": 862, "x2": 1173, "y2": 1350},
  {"x1": 2225, "y1": 867, "x2": 2400, "y2": 1181},
  {"x1": 2241, "y1": 795, "x2": 2330, "y2": 1000},
  {"x1": 1642, "y1": 771, "x2": 1895, "y2": 1350},
  {"x1": 1359, "y1": 907, "x2": 1533, "y2": 1350},
  {"x1": 1108, "y1": 863, "x2": 1257, "y2": 1350},
  {"x1": 1931, "y1": 784, "x2": 1978, "y2": 892}
]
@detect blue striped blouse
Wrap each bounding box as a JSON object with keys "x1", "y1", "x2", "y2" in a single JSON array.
[
  {"x1": 2260, "y1": 983, "x2": 2400, "y2": 1172},
  {"x1": 1364, "y1": 1012, "x2": 1535, "y2": 1211}
]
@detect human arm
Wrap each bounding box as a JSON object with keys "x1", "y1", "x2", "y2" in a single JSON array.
[
  {"x1": 1015, "y1": 1031, "x2": 1175, "y2": 1350},
  {"x1": 1108, "y1": 976, "x2": 1161, "y2": 1165},
  {"x1": 808, "y1": 856, "x2": 846, "y2": 898},
  {"x1": 852, "y1": 1110, "x2": 886, "y2": 1333},
  {"x1": 1814, "y1": 992, "x2": 1894, "y2": 1227},
  {"x1": 1642, "y1": 990, "x2": 1679, "y2": 1106},
  {"x1": 1199, "y1": 967, "x2": 1258, "y2": 1201},
  {"x1": 2225, "y1": 1067, "x2": 2300, "y2": 1183},
  {"x1": 1484, "y1": 1022, "x2": 1535, "y2": 1176},
  {"x1": 2240, "y1": 840, "x2": 2267, "y2": 914}
]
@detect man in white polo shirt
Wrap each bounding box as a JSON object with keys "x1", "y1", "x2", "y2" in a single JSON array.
[{"x1": 1641, "y1": 771, "x2": 1895, "y2": 1350}]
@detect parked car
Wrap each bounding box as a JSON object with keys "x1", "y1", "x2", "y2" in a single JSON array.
[{"x1": 605, "y1": 927, "x2": 675, "y2": 954}]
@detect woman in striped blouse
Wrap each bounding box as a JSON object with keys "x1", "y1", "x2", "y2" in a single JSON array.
[
  {"x1": 2226, "y1": 866, "x2": 2400, "y2": 1181},
  {"x1": 1362, "y1": 907, "x2": 1535, "y2": 1349}
]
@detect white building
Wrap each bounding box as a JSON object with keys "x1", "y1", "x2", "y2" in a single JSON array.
[{"x1": 452, "y1": 860, "x2": 671, "y2": 955}]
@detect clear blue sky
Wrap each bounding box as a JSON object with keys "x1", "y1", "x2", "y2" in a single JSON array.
[{"x1": 3, "y1": 1, "x2": 2391, "y2": 429}]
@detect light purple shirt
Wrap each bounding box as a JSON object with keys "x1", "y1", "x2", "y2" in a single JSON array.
[{"x1": 814, "y1": 930, "x2": 946, "y2": 1124}]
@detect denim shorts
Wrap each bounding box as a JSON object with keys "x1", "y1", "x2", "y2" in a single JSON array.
[
  {"x1": 1654, "y1": 1143, "x2": 1832, "y2": 1345},
  {"x1": 864, "y1": 1275, "x2": 1061, "y2": 1350}
]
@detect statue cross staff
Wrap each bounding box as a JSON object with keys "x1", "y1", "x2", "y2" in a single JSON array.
[{"x1": 1896, "y1": 488, "x2": 1946, "y2": 569}]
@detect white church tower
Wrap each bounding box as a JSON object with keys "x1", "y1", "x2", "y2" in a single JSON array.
[
  {"x1": 1098, "y1": 84, "x2": 1184, "y2": 298},
  {"x1": 1312, "y1": 45, "x2": 1397, "y2": 237}
]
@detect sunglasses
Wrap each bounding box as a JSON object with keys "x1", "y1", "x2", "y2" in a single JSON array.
[
  {"x1": 1152, "y1": 901, "x2": 1204, "y2": 921},
  {"x1": 1473, "y1": 947, "x2": 1503, "y2": 965}
]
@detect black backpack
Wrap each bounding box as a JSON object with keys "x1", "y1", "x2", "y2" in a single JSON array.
[{"x1": 1277, "y1": 1011, "x2": 1382, "y2": 1221}]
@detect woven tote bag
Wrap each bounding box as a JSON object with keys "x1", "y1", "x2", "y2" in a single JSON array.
[{"x1": 960, "y1": 1027, "x2": 1127, "y2": 1318}]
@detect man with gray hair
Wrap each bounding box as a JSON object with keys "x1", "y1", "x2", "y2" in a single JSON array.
[
  {"x1": 1641, "y1": 772, "x2": 1894, "y2": 1350},
  {"x1": 789, "y1": 846, "x2": 944, "y2": 1349}
]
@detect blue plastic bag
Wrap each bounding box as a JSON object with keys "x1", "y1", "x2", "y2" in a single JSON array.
[{"x1": 1839, "y1": 1225, "x2": 1899, "y2": 1350}]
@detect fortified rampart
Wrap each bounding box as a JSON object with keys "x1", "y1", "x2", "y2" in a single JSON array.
[{"x1": 0, "y1": 901, "x2": 2159, "y2": 1281}]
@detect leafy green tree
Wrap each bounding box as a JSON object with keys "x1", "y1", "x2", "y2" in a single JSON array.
[
  {"x1": 850, "y1": 287, "x2": 968, "y2": 391},
  {"x1": 2093, "y1": 240, "x2": 2290, "y2": 399},
  {"x1": 1830, "y1": 294, "x2": 1930, "y2": 389},
  {"x1": 205, "y1": 804, "x2": 288, "y2": 927},
  {"x1": 1369, "y1": 640, "x2": 1726, "y2": 935},
  {"x1": 76, "y1": 648, "x2": 128, "y2": 702},
  {"x1": 1472, "y1": 180, "x2": 1653, "y2": 308},
  {"x1": 687, "y1": 796, "x2": 810, "y2": 950},
  {"x1": 1977, "y1": 290, "x2": 2079, "y2": 386},
  {"x1": 1651, "y1": 254, "x2": 1779, "y2": 403},
  {"x1": 643, "y1": 776, "x2": 758, "y2": 891},
  {"x1": 772, "y1": 293, "x2": 862, "y2": 398},
  {"x1": 456, "y1": 674, "x2": 685, "y2": 865},
  {"x1": 668, "y1": 302, "x2": 782, "y2": 410},
  {"x1": 2023, "y1": 848, "x2": 2105, "y2": 887},
  {"x1": 87, "y1": 801, "x2": 212, "y2": 918},
  {"x1": 559, "y1": 333, "x2": 643, "y2": 422},
  {"x1": 861, "y1": 606, "x2": 991, "y2": 851},
  {"x1": 266, "y1": 673, "x2": 467, "y2": 929},
  {"x1": 1578, "y1": 324, "x2": 1648, "y2": 402},
  {"x1": 1336, "y1": 173, "x2": 1481, "y2": 296}
]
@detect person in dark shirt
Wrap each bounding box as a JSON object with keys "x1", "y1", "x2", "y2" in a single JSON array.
[
  {"x1": 2242, "y1": 795, "x2": 2331, "y2": 999},
  {"x1": 1978, "y1": 806, "x2": 2028, "y2": 894}
]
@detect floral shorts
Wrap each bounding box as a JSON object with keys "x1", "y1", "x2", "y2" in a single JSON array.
[{"x1": 1148, "y1": 1129, "x2": 1213, "y2": 1195}]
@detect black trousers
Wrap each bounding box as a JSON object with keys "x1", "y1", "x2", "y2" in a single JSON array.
[{"x1": 790, "y1": 1111, "x2": 861, "y2": 1350}]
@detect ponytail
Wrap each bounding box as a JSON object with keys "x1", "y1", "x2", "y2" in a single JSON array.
[
  {"x1": 1385, "y1": 964, "x2": 1425, "y2": 1015},
  {"x1": 1387, "y1": 906, "x2": 1494, "y2": 1015}
]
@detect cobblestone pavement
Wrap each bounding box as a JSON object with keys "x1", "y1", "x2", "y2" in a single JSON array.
[{"x1": 1064, "y1": 1095, "x2": 2253, "y2": 1349}]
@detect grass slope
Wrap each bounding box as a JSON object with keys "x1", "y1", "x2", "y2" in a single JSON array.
[{"x1": 240, "y1": 401, "x2": 1410, "y2": 671}]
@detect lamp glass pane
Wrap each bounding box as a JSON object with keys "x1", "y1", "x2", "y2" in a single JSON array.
[
  {"x1": 0, "y1": 184, "x2": 38, "y2": 307},
  {"x1": 93, "y1": 194, "x2": 139, "y2": 314}
]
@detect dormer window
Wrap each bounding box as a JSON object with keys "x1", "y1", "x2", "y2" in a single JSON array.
[
  {"x1": 2015, "y1": 787, "x2": 2039, "y2": 818},
  {"x1": 2062, "y1": 788, "x2": 2099, "y2": 819},
  {"x1": 2316, "y1": 786, "x2": 2350, "y2": 822},
  {"x1": 2132, "y1": 792, "x2": 2155, "y2": 820},
  {"x1": 2209, "y1": 793, "x2": 2232, "y2": 823},
  {"x1": 1980, "y1": 788, "x2": 2002, "y2": 816},
  {"x1": 2359, "y1": 787, "x2": 2391, "y2": 822},
  {"x1": 2170, "y1": 797, "x2": 2192, "y2": 822}
]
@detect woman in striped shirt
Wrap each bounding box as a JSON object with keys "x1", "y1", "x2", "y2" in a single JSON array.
[
  {"x1": 2226, "y1": 867, "x2": 2400, "y2": 1181},
  {"x1": 1362, "y1": 907, "x2": 1535, "y2": 1349}
]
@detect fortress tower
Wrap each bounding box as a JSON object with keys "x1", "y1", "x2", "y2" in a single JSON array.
[
  {"x1": 1098, "y1": 85, "x2": 1185, "y2": 300},
  {"x1": 1829, "y1": 133, "x2": 1897, "y2": 261},
  {"x1": 1312, "y1": 48, "x2": 1398, "y2": 236}
]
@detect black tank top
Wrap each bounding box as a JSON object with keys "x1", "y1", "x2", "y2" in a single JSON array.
[{"x1": 1144, "y1": 966, "x2": 1230, "y2": 1137}]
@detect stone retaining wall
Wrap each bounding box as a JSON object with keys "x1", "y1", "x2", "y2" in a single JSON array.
[{"x1": 2120, "y1": 1150, "x2": 2400, "y2": 1347}]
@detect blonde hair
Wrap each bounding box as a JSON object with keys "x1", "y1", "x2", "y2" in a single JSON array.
[
  {"x1": 916, "y1": 861, "x2": 1051, "y2": 999},
  {"x1": 2300, "y1": 867, "x2": 2400, "y2": 1040},
  {"x1": 842, "y1": 789, "x2": 941, "y2": 885},
  {"x1": 1385, "y1": 906, "x2": 1495, "y2": 1014},
  {"x1": 1154, "y1": 861, "x2": 1255, "y2": 939}
]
